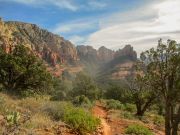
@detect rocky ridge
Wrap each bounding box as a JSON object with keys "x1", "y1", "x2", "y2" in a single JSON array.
[
  {"x1": 0, "y1": 17, "x2": 137, "y2": 79},
  {"x1": 77, "y1": 45, "x2": 137, "y2": 64},
  {"x1": 0, "y1": 18, "x2": 78, "y2": 67}
]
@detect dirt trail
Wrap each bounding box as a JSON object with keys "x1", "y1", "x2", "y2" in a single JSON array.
[{"x1": 92, "y1": 102, "x2": 111, "y2": 135}]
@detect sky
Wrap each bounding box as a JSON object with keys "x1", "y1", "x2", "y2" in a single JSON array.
[{"x1": 0, "y1": 0, "x2": 180, "y2": 55}]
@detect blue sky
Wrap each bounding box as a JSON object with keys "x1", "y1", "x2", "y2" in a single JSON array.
[{"x1": 0, "y1": 0, "x2": 180, "y2": 55}]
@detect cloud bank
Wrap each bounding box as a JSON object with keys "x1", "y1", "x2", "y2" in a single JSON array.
[
  {"x1": 1, "y1": 0, "x2": 78, "y2": 11},
  {"x1": 2, "y1": 0, "x2": 180, "y2": 56},
  {"x1": 2, "y1": 0, "x2": 107, "y2": 11},
  {"x1": 85, "y1": 0, "x2": 180, "y2": 55}
]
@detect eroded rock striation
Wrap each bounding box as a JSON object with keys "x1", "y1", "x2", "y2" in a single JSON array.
[
  {"x1": 0, "y1": 17, "x2": 137, "y2": 79},
  {"x1": 0, "y1": 18, "x2": 78, "y2": 66}
]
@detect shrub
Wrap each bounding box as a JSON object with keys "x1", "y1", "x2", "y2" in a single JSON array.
[
  {"x1": 64, "y1": 107, "x2": 100, "y2": 134},
  {"x1": 121, "y1": 111, "x2": 135, "y2": 120},
  {"x1": 72, "y1": 72, "x2": 99, "y2": 100},
  {"x1": 43, "y1": 102, "x2": 72, "y2": 121},
  {"x1": 153, "y1": 115, "x2": 165, "y2": 126},
  {"x1": 125, "y1": 124, "x2": 154, "y2": 135},
  {"x1": 6, "y1": 111, "x2": 20, "y2": 126},
  {"x1": 106, "y1": 99, "x2": 124, "y2": 110},
  {"x1": 124, "y1": 103, "x2": 136, "y2": 112},
  {"x1": 72, "y1": 95, "x2": 92, "y2": 108},
  {"x1": 50, "y1": 91, "x2": 67, "y2": 101},
  {"x1": 50, "y1": 79, "x2": 72, "y2": 101},
  {"x1": 0, "y1": 45, "x2": 53, "y2": 94},
  {"x1": 0, "y1": 96, "x2": 6, "y2": 114}
]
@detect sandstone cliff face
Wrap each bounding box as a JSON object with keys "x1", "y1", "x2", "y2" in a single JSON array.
[
  {"x1": 114, "y1": 45, "x2": 137, "y2": 60},
  {"x1": 0, "y1": 18, "x2": 15, "y2": 54},
  {"x1": 0, "y1": 18, "x2": 78, "y2": 66},
  {"x1": 77, "y1": 45, "x2": 115, "y2": 64},
  {"x1": 0, "y1": 17, "x2": 138, "y2": 79},
  {"x1": 77, "y1": 45, "x2": 98, "y2": 64},
  {"x1": 97, "y1": 46, "x2": 114, "y2": 63},
  {"x1": 77, "y1": 45, "x2": 137, "y2": 79},
  {"x1": 77, "y1": 45, "x2": 136, "y2": 64}
]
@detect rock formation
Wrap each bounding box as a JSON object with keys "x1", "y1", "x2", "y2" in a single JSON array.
[
  {"x1": 0, "y1": 18, "x2": 78, "y2": 66},
  {"x1": 77, "y1": 45, "x2": 98, "y2": 64},
  {"x1": 114, "y1": 45, "x2": 137, "y2": 60},
  {"x1": 0, "y1": 17, "x2": 138, "y2": 79},
  {"x1": 97, "y1": 46, "x2": 114, "y2": 63},
  {"x1": 77, "y1": 45, "x2": 137, "y2": 64}
]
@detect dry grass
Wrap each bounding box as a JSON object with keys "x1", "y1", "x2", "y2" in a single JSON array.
[{"x1": 23, "y1": 112, "x2": 54, "y2": 129}]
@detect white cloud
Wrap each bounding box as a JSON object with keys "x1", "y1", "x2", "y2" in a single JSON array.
[
  {"x1": 85, "y1": 0, "x2": 180, "y2": 56},
  {"x1": 88, "y1": 1, "x2": 107, "y2": 9},
  {"x1": 69, "y1": 35, "x2": 87, "y2": 45},
  {"x1": 48, "y1": 0, "x2": 78, "y2": 11},
  {"x1": 53, "y1": 21, "x2": 97, "y2": 34},
  {"x1": 2, "y1": 0, "x2": 107, "y2": 11},
  {"x1": 3, "y1": 0, "x2": 78, "y2": 11}
]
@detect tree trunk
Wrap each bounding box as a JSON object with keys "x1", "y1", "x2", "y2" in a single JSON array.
[
  {"x1": 136, "y1": 98, "x2": 154, "y2": 116},
  {"x1": 136, "y1": 109, "x2": 144, "y2": 116},
  {"x1": 165, "y1": 102, "x2": 172, "y2": 135},
  {"x1": 172, "y1": 106, "x2": 180, "y2": 135},
  {"x1": 136, "y1": 103, "x2": 144, "y2": 116},
  {"x1": 172, "y1": 124, "x2": 178, "y2": 135}
]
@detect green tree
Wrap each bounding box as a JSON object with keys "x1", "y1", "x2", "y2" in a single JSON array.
[
  {"x1": 127, "y1": 73, "x2": 156, "y2": 116},
  {"x1": 71, "y1": 72, "x2": 99, "y2": 100},
  {"x1": 105, "y1": 84, "x2": 127, "y2": 102},
  {"x1": 50, "y1": 78, "x2": 72, "y2": 101},
  {"x1": 141, "y1": 39, "x2": 180, "y2": 135},
  {"x1": 0, "y1": 45, "x2": 52, "y2": 94}
]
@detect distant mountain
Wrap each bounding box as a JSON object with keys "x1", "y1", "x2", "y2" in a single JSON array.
[
  {"x1": 77, "y1": 45, "x2": 137, "y2": 79},
  {"x1": 0, "y1": 17, "x2": 137, "y2": 79}
]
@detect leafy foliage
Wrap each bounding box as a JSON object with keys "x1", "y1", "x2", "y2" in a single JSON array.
[
  {"x1": 126, "y1": 72, "x2": 156, "y2": 116},
  {"x1": 124, "y1": 103, "x2": 136, "y2": 113},
  {"x1": 50, "y1": 79, "x2": 72, "y2": 101},
  {"x1": 0, "y1": 45, "x2": 52, "y2": 94},
  {"x1": 43, "y1": 102, "x2": 72, "y2": 121},
  {"x1": 64, "y1": 107, "x2": 100, "y2": 134},
  {"x1": 104, "y1": 84, "x2": 128, "y2": 102},
  {"x1": 106, "y1": 99, "x2": 124, "y2": 110},
  {"x1": 140, "y1": 39, "x2": 180, "y2": 134},
  {"x1": 125, "y1": 124, "x2": 154, "y2": 135},
  {"x1": 6, "y1": 111, "x2": 20, "y2": 126},
  {"x1": 153, "y1": 115, "x2": 165, "y2": 126},
  {"x1": 71, "y1": 72, "x2": 100, "y2": 100},
  {"x1": 72, "y1": 95, "x2": 92, "y2": 108}
]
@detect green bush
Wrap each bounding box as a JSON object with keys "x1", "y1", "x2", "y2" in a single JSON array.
[
  {"x1": 0, "y1": 96, "x2": 6, "y2": 114},
  {"x1": 50, "y1": 79, "x2": 72, "y2": 101},
  {"x1": 121, "y1": 111, "x2": 135, "y2": 119},
  {"x1": 50, "y1": 91, "x2": 67, "y2": 101},
  {"x1": 43, "y1": 102, "x2": 72, "y2": 121},
  {"x1": 125, "y1": 124, "x2": 154, "y2": 135},
  {"x1": 124, "y1": 103, "x2": 136, "y2": 112},
  {"x1": 64, "y1": 107, "x2": 100, "y2": 134},
  {"x1": 6, "y1": 111, "x2": 20, "y2": 125},
  {"x1": 153, "y1": 115, "x2": 165, "y2": 126},
  {"x1": 106, "y1": 99, "x2": 124, "y2": 110},
  {"x1": 72, "y1": 95, "x2": 92, "y2": 108}
]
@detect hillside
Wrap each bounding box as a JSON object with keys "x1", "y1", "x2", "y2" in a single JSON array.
[{"x1": 0, "y1": 17, "x2": 137, "y2": 79}]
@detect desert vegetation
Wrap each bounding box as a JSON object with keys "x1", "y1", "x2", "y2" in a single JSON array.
[{"x1": 0, "y1": 31, "x2": 180, "y2": 134}]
